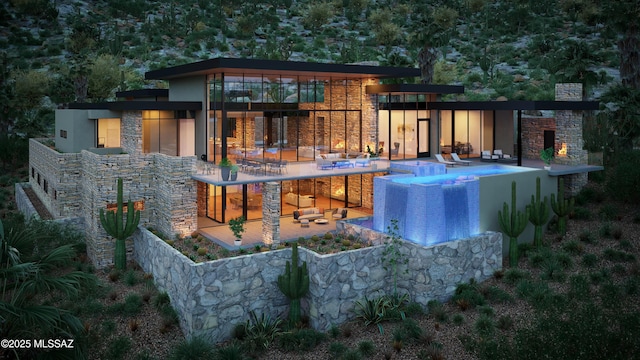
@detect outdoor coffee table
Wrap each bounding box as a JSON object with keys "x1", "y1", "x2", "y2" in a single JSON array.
[{"x1": 314, "y1": 219, "x2": 329, "y2": 224}]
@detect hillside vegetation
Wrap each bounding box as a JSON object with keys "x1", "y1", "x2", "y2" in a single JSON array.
[{"x1": 3, "y1": 0, "x2": 638, "y2": 165}]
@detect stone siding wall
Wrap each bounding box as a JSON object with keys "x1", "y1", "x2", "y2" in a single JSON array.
[
  {"x1": 15, "y1": 183, "x2": 39, "y2": 220},
  {"x1": 79, "y1": 150, "x2": 197, "y2": 268},
  {"x1": 80, "y1": 150, "x2": 154, "y2": 268},
  {"x1": 28, "y1": 139, "x2": 83, "y2": 218},
  {"x1": 555, "y1": 83, "x2": 588, "y2": 196},
  {"x1": 121, "y1": 111, "x2": 143, "y2": 156},
  {"x1": 521, "y1": 117, "x2": 555, "y2": 159},
  {"x1": 262, "y1": 181, "x2": 281, "y2": 246},
  {"x1": 152, "y1": 154, "x2": 198, "y2": 238},
  {"x1": 15, "y1": 182, "x2": 85, "y2": 233},
  {"x1": 134, "y1": 226, "x2": 502, "y2": 344}
]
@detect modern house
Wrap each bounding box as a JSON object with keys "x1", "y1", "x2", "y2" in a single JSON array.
[{"x1": 26, "y1": 57, "x2": 598, "y2": 268}]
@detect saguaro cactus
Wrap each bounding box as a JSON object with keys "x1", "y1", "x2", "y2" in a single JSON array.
[
  {"x1": 528, "y1": 177, "x2": 550, "y2": 249},
  {"x1": 498, "y1": 181, "x2": 529, "y2": 267},
  {"x1": 277, "y1": 242, "x2": 309, "y2": 326},
  {"x1": 99, "y1": 178, "x2": 140, "y2": 270},
  {"x1": 551, "y1": 177, "x2": 574, "y2": 237}
]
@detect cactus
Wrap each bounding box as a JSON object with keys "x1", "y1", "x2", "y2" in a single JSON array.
[
  {"x1": 551, "y1": 178, "x2": 574, "y2": 237},
  {"x1": 498, "y1": 181, "x2": 529, "y2": 267},
  {"x1": 528, "y1": 177, "x2": 550, "y2": 249},
  {"x1": 99, "y1": 178, "x2": 140, "y2": 270},
  {"x1": 277, "y1": 242, "x2": 309, "y2": 326}
]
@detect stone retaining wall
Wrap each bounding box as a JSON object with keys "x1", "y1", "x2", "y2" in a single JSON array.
[
  {"x1": 134, "y1": 226, "x2": 502, "y2": 344},
  {"x1": 15, "y1": 182, "x2": 85, "y2": 233}
]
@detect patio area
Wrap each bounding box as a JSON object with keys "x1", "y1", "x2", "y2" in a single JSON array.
[{"x1": 198, "y1": 208, "x2": 371, "y2": 249}]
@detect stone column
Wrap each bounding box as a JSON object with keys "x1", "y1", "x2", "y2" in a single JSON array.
[
  {"x1": 555, "y1": 83, "x2": 588, "y2": 195},
  {"x1": 120, "y1": 110, "x2": 143, "y2": 156},
  {"x1": 262, "y1": 182, "x2": 281, "y2": 247}
]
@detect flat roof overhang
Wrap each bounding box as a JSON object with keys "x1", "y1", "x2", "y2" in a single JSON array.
[
  {"x1": 428, "y1": 100, "x2": 600, "y2": 111},
  {"x1": 115, "y1": 89, "x2": 169, "y2": 99},
  {"x1": 68, "y1": 101, "x2": 202, "y2": 111},
  {"x1": 366, "y1": 84, "x2": 464, "y2": 95},
  {"x1": 145, "y1": 57, "x2": 421, "y2": 80}
]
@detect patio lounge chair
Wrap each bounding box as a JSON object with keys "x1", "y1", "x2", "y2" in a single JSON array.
[
  {"x1": 481, "y1": 150, "x2": 499, "y2": 162},
  {"x1": 451, "y1": 152, "x2": 471, "y2": 166},
  {"x1": 435, "y1": 154, "x2": 456, "y2": 166}
]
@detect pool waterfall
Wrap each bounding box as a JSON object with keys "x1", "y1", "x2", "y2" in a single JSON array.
[{"x1": 374, "y1": 167, "x2": 480, "y2": 246}]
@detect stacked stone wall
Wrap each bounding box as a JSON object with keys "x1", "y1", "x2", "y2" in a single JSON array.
[
  {"x1": 121, "y1": 111, "x2": 143, "y2": 156},
  {"x1": 80, "y1": 150, "x2": 154, "y2": 268},
  {"x1": 28, "y1": 139, "x2": 83, "y2": 218},
  {"x1": 261, "y1": 182, "x2": 281, "y2": 246},
  {"x1": 555, "y1": 83, "x2": 588, "y2": 195},
  {"x1": 134, "y1": 227, "x2": 502, "y2": 344},
  {"x1": 521, "y1": 117, "x2": 555, "y2": 159},
  {"x1": 152, "y1": 153, "x2": 198, "y2": 238}
]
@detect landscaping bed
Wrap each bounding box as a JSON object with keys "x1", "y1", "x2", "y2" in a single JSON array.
[{"x1": 149, "y1": 228, "x2": 375, "y2": 263}]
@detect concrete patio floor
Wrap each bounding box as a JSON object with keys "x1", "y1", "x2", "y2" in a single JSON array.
[{"x1": 198, "y1": 208, "x2": 371, "y2": 250}]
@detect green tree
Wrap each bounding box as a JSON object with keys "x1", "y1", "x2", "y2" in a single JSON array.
[
  {"x1": 598, "y1": 1, "x2": 640, "y2": 89},
  {"x1": 302, "y1": 2, "x2": 333, "y2": 32},
  {"x1": 88, "y1": 54, "x2": 121, "y2": 102},
  {"x1": 410, "y1": 4, "x2": 458, "y2": 83}
]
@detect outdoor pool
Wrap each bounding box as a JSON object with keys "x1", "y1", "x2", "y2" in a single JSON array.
[{"x1": 372, "y1": 164, "x2": 533, "y2": 246}]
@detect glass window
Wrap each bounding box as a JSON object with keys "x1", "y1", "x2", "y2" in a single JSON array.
[
  {"x1": 97, "y1": 118, "x2": 121, "y2": 148},
  {"x1": 142, "y1": 110, "x2": 194, "y2": 156}
]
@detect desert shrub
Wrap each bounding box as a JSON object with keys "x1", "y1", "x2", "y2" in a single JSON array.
[
  {"x1": 106, "y1": 336, "x2": 132, "y2": 360},
  {"x1": 503, "y1": 268, "x2": 530, "y2": 285},
  {"x1": 497, "y1": 315, "x2": 514, "y2": 330},
  {"x1": 474, "y1": 314, "x2": 495, "y2": 337},
  {"x1": 277, "y1": 328, "x2": 326, "y2": 352},
  {"x1": 168, "y1": 337, "x2": 216, "y2": 360},
  {"x1": 123, "y1": 294, "x2": 143, "y2": 316},
  {"x1": 452, "y1": 282, "x2": 486, "y2": 309},
  {"x1": 452, "y1": 313, "x2": 465, "y2": 325},
  {"x1": 483, "y1": 286, "x2": 514, "y2": 304},
  {"x1": 573, "y1": 206, "x2": 592, "y2": 220},
  {"x1": 582, "y1": 253, "x2": 599, "y2": 267},
  {"x1": 357, "y1": 340, "x2": 375, "y2": 356},
  {"x1": 603, "y1": 249, "x2": 636, "y2": 262},
  {"x1": 599, "y1": 204, "x2": 619, "y2": 221},
  {"x1": 563, "y1": 240, "x2": 584, "y2": 254},
  {"x1": 427, "y1": 300, "x2": 449, "y2": 323},
  {"x1": 579, "y1": 230, "x2": 596, "y2": 244}
]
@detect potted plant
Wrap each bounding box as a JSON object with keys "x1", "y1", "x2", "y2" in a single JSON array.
[
  {"x1": 229, "y1": 216, "x2": 246, "y2": 246},
  {"x1": 230, "y1": 164, "x2": 239, "y2": 181},
  {"x1": 219, "y1": 157, "x2": 232, "y2": 181},
  {"x1": 540, "y1": 147, "x2": 554, "y2": 170}
]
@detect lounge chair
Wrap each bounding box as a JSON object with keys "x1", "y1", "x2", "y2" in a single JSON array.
[
  {"x1": 451, "y1": 152, "x2": 471, "y2": 166},
  {"x1": 481, "y1": 150, "x2": 499, "y2": 162},
  {"x1": 435, "y1": 154, "x2": 456, "y2": 166},
  {"x1": 493, "y1": 149, "x2": 508, "y2": 158}
]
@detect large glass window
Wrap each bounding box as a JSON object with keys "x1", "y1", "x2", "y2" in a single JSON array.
[
  {"x1": 440, "y1": 110, "x2": 491, "y2": 157},
  {"x1": 97, "y1": 118, "x2": 120, "y2": 148},
  {"x1": 142, "y1": 110, "x2": 195, "y2": 156}
]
